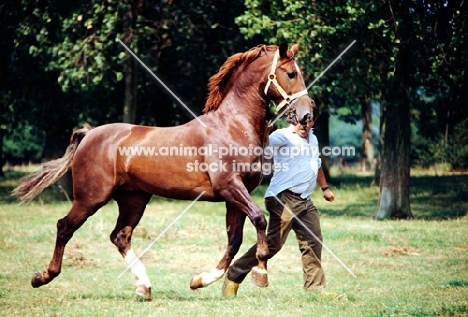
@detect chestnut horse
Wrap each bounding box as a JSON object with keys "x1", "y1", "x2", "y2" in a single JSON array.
[{"x1": 13, "y1": 42, "x2": 312, "y2": 300}]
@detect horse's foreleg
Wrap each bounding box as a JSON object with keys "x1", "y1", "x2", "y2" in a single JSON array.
[
  {"x1": 228, "y1": 184, "x2": 269, "y2": 287},
  {"x1": 190, "y1": 203, "x2": 246, "y2": 289},
  {"x1": 246, "y1": 204, "x2": 269, "y2": 288},
  {"x1": 250, "y1": 216, "x2": 269, "y2": 287},
  {"x1": 31, "y1": 201, "x2": 99, "y2": 288}
]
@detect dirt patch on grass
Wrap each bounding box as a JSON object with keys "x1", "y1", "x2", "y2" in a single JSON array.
[{"x1": 382, "y1": 233, "x2": 422, "y2": 256}]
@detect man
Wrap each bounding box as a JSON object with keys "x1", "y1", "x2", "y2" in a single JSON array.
[{"x1": 222, "y1": 99, "x2": 335, "y2": 297}]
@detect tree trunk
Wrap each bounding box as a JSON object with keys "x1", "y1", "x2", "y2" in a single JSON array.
[
  {"x1": 373, "y1": 106, "x2": 383, "y2": 186},
  {"x1": 0, "y1": 128, "x2": 5, "y2": 177},
  {"x1": 360, "y1": 95, "x2": 374, "y2": 172},
  {"x1": 123, "y1": 55, "x2": 137, "y2": 123},
  {"x1": 375, "y1": 49, "x2": 412, "y2": 220},
  {"x1": 315, "y1": 104, "x2": 331, "y2": 181},
  {"x1": 122, "y1": 1, "x2": 139, "y2": 124}
]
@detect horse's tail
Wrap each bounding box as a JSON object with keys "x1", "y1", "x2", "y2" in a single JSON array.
[{"x1": 12, "y1": 124, "x2": 94, "y2": 204}]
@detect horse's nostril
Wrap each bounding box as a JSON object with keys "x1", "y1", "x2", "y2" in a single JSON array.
[{"x1": 299, "y1": 114, "x2": 311, "y2": 126}]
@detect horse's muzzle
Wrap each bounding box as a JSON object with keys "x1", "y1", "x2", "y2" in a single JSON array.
[{"x1": 299, "y1": 113, "x2": 312, "y2": 126}]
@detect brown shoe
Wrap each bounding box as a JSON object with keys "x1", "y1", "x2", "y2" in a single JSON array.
[{"x1": 222, "y1": 277, "x2": 239, "y2": 297}]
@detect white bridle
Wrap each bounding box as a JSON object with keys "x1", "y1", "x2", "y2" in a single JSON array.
[{"x1": 263, "y1": 49, "x2": 309, "y2": 113}]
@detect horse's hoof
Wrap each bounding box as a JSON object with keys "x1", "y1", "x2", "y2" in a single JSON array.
[
  {"x1": 135, "y1": 285, "x2": 151, "y2": 301},
  {"x1": 251, "y1": 266, "x2": 268, "y2": 287},
  {"x1": 190, "y1": 273, "x2": 204, "y2": 290},
  {"x1": 31, "y1": 271, "x2": 45, "y2": 288}
]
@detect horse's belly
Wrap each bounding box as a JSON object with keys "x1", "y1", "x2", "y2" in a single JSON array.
[{"x1": 120, "y1": 156, "x2": 219, "y2": 201}]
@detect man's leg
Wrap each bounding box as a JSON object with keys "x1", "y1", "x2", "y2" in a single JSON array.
[
  {"x1": 225, "y1": 243, "x2": 258, "y2": 284},
  {"x1": 292, "y1": 200, "x2": 326, "y2": 290}
]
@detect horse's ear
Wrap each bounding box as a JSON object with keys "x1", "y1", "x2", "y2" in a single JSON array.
[
  {"x1": 279, "y1": 41, "x2": 288, "y2": 59},
  {"x1": 290, "y1": 44, "x2": 299, "y2": 57}
]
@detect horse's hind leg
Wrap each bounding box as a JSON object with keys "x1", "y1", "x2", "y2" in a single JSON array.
[
  {"x1": 31, "y1": 200, "x2": 104, "y2": 288},
  {"x1": 190, "y1": 202, "x2": 246, "y2": 289},
  {"x1": 110, "y1": 190, "x2": 152, "y2": 300}
]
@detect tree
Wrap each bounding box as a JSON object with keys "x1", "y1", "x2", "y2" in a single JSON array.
[
  {"x1": 374, "y1": 0, "x2": 468, "y2": 217},
  {"x1": 375, "y1": 48, "x2": 412, "y2": 219},
  {"x1": 235, "y1": 1, "x2": 362, "y2": 179},
  {"x1": 411, "y1": 0, "x2": 468, "y2": 172},
  {"x1": 359, "y1": 96, "x2": 374, "y2": 172},
  {"x1": 1, "y1": 0, "x2": 78, "y2": 159},
  {"x1": 1, "y1": 0, "x2": 254, "y2": 166},
  {"x1": 236, "y1": 0, "x2": 466, "y2": 218},
  {"x1": 374, "y1": 2, "x2": 414, "y2": 219}
]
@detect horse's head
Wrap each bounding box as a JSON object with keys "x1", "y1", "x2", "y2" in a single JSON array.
[{"x1": 264, "y1": 42, "x2": 313, "y2": 126}]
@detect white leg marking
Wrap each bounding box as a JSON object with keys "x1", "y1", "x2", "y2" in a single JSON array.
[
  {"x1": 125, "y1": 249, "x2": 151, "y2": 287},
  {"x1": 201, "y1": 268, "x2": 225, "y2": 287}
]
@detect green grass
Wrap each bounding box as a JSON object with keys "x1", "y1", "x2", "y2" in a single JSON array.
[{"x1": 1, "y1": 171, "x2": 468, "y2": 316}]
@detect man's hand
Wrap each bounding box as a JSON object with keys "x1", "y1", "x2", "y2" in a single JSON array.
[{"x1": 323, "y1": 188, "x2": 335, "y2": 202}]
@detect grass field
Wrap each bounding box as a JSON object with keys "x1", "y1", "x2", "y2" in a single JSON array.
[{"x1": 1, "y1": 170, "x2": 467, "y2": 316}]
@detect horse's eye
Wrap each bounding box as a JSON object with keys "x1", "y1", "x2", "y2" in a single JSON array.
[{"x1": 287, "y1": 71, "x2": 296, "y2": 79}]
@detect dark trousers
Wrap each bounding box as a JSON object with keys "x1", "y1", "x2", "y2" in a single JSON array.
[{"x1": 226, "y1": 190, "x2": 326, "y2": 290}]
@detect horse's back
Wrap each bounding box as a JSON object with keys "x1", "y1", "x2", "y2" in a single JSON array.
[{"x1": 71, "y1": 122, "x2": 216, "y2": 200}]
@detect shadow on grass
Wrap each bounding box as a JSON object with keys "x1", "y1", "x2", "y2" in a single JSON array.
[
  {"x1": 445, "y1": 278, "x2": 468, "y2": 288},
  {"x1": 254, "y1": 173, "x2": 468, "y2": 219},
  {"x1": 2, "y1": 170, "x2": 467, "y2": 219},
  {"x1": 410, "y1": 174, "x2": 468, "y2": 219}
]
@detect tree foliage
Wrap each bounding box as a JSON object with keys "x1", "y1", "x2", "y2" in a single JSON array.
[
  {"x1": 235, "y1": 0, "x2": 467, "y2": 218},
  {"x1": 1, "y1": 0, "x2": 254, "y2": 162},
  {"x1": 1, "y1": 0, "x2": 467, "y2": 220}
]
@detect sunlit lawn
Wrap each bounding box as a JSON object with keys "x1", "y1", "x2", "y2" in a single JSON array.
[{"x1": 0, "y1": 169, "x2": 467, "y2": 316}]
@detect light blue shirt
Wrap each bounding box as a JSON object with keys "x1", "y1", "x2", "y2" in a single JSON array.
[{"x1": 265, "y1": 125, "x2": 321, "y2": 200}]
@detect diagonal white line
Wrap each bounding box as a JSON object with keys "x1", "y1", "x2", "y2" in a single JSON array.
[
  {"x1": 269, "y1": 98, "x2": 300, "y2": 127},
  {"x1": 118, "y1": 191, "x2": 206, "y2": 279},
  {"x1": 117, "y1": 39, "x2": 207, "y2": 127},
  {"x1": 268, "y1": 191, "x2": 357, "y2": 278},
  {"x1": 306, "y1": 40, "x2": 356, "y2": 90}
]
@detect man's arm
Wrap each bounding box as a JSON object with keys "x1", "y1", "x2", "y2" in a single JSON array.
[{"x1": 317, "y1": 167, "x2": 335, "y2": 202}]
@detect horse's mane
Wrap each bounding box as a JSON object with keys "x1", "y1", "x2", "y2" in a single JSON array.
[{"x1": 203, "y1": 44, "x2": 278, "y2": 114}]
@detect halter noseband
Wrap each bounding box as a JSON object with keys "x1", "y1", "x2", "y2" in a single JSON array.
[{"x1": 263, "y1": 49, "x2": 309, "y2": 113}]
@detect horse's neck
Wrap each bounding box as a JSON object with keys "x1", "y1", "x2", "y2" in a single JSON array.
[
  {"x1": 208, "y1": 56, "x2": 271, "y2": 143},
  {"x1": 212, "y1": 90, "x2": 268, "y2": 144}
]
